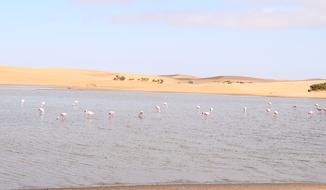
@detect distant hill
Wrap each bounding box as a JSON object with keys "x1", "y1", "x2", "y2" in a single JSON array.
[
  {"x1": 163, "y1": 75, "x2": 275, "y2": 83},
  {"x1": 159, "y1": 74, "x2": 199, "y2": 80},
  {"x1": 198, "y1": 76, "x2": 275, "y2": 83}
]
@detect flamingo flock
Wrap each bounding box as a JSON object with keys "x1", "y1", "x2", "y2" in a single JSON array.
[{"x1": 19, "y1": 98, "x2": 326, "y2": 122}]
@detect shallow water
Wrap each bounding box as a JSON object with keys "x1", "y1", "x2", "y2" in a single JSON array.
[{"x1": 0, "y1": 87, "x2": 326, "y2": 189}]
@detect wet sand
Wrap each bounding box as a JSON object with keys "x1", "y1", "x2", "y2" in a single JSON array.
[{"x1": 52, "y1": 184, "x2": 326, "y2": 190}]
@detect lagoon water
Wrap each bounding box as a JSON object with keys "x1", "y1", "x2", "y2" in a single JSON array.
[{"x1": 0, "y1": 87, "x2": 326, "y2": 189}]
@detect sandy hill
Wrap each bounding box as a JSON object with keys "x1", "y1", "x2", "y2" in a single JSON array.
[
  {"x1": 197, "y1": 76, "x2": 275, "y2": 83},
  {"x1": 0, "y1": 66, "x2": 325, "y2": 99}
]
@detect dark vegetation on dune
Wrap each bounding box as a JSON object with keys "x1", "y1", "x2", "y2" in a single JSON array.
[{"x1": 309, "y1": 83, "x2": 326, "y2": 92}]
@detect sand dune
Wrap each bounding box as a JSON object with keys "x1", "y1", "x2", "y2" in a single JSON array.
[{"x1": 0, "y1": 66, "x2": 325, "y2": 99}]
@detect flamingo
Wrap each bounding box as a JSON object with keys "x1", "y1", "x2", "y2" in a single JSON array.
[
  {"x1": 210, "y1": 107, "x2": 214, "y2": 112},
  {"x1": 201, "y1": 111, "x2": 211, "y2": 120},
  {"x1": 273, "y1": 111, "x2": 279, "y2": 117},
  {"x1": 21, "y1": 99, "x2": 25, "y2": 104},
  {"x1": 201, "y1": 111, "x2": 210, "y2": 117},
  {"x1": 243, "y1": 106, "x2": 247, "y2": 113},
  {"x1": 41, "y1": 101, "x2": 46, "y2": 107},
  {"x1": 196, "y1": 105, "x2": 201, "y2": 110},
  {"x1": 57, "y1": 112, "x2": 67, "y2": 120},
  {"x1": 72, "y1": 100, "x2": 79, "y2": 106},
  {"x1": 266, "y1": 108, "x2": 272, "y2": 113},
  {"x1": 268, "y1": 102, "x2": 272, "y2": 106},
  {"x1": 108, "y1": 111, "x2": 115, "y2": 118},
  {"x1": 38, "y1": 107, "x2": 45, "y2": 115},
  {"x1": 316, "y1": 106, "x2": 323, "y2": 113},
  {"x1": 308, "y1": 111, "x2": 315, "y2": 115},
  {"x1": 84, "y1": 110, "x2": 94, "y2": 118},
  {"x1": 138, "y1": 111, "x2": 144, "y2": 119},
  {"x1": 155, "y1": 105, "x2": 161, "y2": 113},
  {"x1": 163, "y1": 102, "x2": 168, "y2": 108}
]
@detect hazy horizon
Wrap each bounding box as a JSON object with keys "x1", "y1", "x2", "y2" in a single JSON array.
[{"x1": 0, "y1": 0, "x2": 326, "y2": 80}]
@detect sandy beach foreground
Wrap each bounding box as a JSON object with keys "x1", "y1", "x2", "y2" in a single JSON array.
[
  {"x1": 1, "y1": 66, "x2": 325, "y2": 99},
  {"x1": 52, "y1": 184, "x2": 326, "y2": 190}
]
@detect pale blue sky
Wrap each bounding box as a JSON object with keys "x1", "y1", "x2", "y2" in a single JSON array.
[{"x1": 0, "y1": 0, "x2": 325, "y2": 79}]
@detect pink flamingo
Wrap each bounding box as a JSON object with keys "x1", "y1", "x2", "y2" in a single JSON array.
[
  {"x1": 155, "y1": 105, "x2": 161, "y2": 113},
  {"x1": 108, "y1": 111, "x2": 115, "y2": 118},
  {"x1": 57, "y1": 112, "x2": 67, "y2": 120},
  {"x1": 38, "y1": 107, "x2": 45, "y2": 115},
  {"x1": 266, "y1": 108, "x2": 272, "y2": 113},
  {"x1": 138, "y1": 111, "x2": 144, "y2": 119},
  {"x1": 72, "y1": 100, "x2": 79, "y2": 106},
  {"x1": 84, "y1": 110, "x2": 94, "y2": 118}
]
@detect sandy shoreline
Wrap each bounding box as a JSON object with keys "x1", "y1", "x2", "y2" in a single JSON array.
[
  {"x1": 50, "y1": 184, "x2": 326, "y2": 190},
  {"x1": 1, "y1": 66, "x2": 325, "y2": 99}
]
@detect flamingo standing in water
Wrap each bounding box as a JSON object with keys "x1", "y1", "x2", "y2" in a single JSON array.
[
  {"x1": 273, "y1": 111, "x2": 279, "y2": 117},
  {"x1": 155, "y1": 105, "x2": 161, "y2": 113},
  {"x1": 72, "y1": 100, "x2": 79, "y2": 106},
  {"x1": 138, "y1": 111, "x2": 144, "y2": 119},
  {"x1": 108, "y1": 111, "x2": 115, "y2": 118},
  {"x1": 41, "y1": 101, "x2": 46, "y2": 107},
  {"x1": 196, "y1": 105, "x2": 201, "y2": 110},
  {"x1": 38, "y1": 107, "x2": 45, "y2": 115},
  {"x1": 243, "y1": 106, "x2": 247, "y2": 113},
  {"x1": 201, "y1": 111, "x2": 211, "y2": 120},
  {"x1": 163, "y1": 102, "x2": 168, "y2": 108},
  {"x1": 316, "y1": 105, "x2": 323, "y2": 113},
  {"x1": 308, "y1": 111, "x2": 315, "y2": 116},
  {"x1": 84, "y1": 110, "x2": 94, "y2": 118},
  {"x1": 266, "y1": 108, "x2": 272, "y2": 113},
  {"x1": 57, "y1": 112, "x2": 67, "y2": 120},
  {"x1": 201, "y1": 108, "x2": 214, "y2": 119}
]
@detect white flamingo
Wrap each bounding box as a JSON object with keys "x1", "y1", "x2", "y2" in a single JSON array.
[
  {"x1": 163, "y1": 102, "x2": 168, "y2": 108},
  {"x1": 41, "y1": 101, "x2": 46, "y2": 107},
  {"x1": 243, "y1": 106, "x2": 247, "y2": 113},
  {"x1": 201, "y1": 111, "x2": 210, "y2": 117},
  {"x1": 196, "y1": 105, "x2": 201, "y2": 110},
  {"x1": 268, "y1": 102, "x2": 272, "y2": 106},
  {"x1": 210, "y1": 107, "x2": 214, "y2": 112},
  {"x1": 155, "y1": 105, "x2": 161, "y2": 113},
  {"x1": 308, "y1": 111, "x2": 315, "y2": 116},
  {"x1": 38, "y1": 107, "x2": 45, "y2": 115},
  {"x1": 266, "y1": 108, "x2": 272, "y2": 113},
  {"x1": 72, "y1": 100, "x2": 79, "y2": 106},
  {"x1": 57, "y1": 112, "x2": 67, "y2": 120},
  {"x1": 138, "y1": 111, "x2": 144, "y2": 119},
  {"x1": 84, "y1": 110, "x2": 94, "y2": 118},
  {"x1": 316, "y1": 106, "x2": 323, "y2": 113},
  {"x1": 108, "y1": 111, "x2": 115, "y2": 118},
  {"x1": 273, "y1": 110, "x2": 279, "y2": 117}
]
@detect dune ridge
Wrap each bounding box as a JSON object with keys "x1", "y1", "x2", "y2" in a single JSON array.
[{"x1": 0, "y1": 66, "x2": 325, "y2": 99}]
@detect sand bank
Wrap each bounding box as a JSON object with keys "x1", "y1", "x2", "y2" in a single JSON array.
[
  {"x1": 51, "y1": 184, "x2": 326, "y2": 190},
  {"x1": 1, "y1": 66, "x2": 325, "y2": 99}
]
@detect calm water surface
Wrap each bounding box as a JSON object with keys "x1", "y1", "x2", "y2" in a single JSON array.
[{"x1": 0, "y1": 87, "x2": 326, "y2": 189}]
